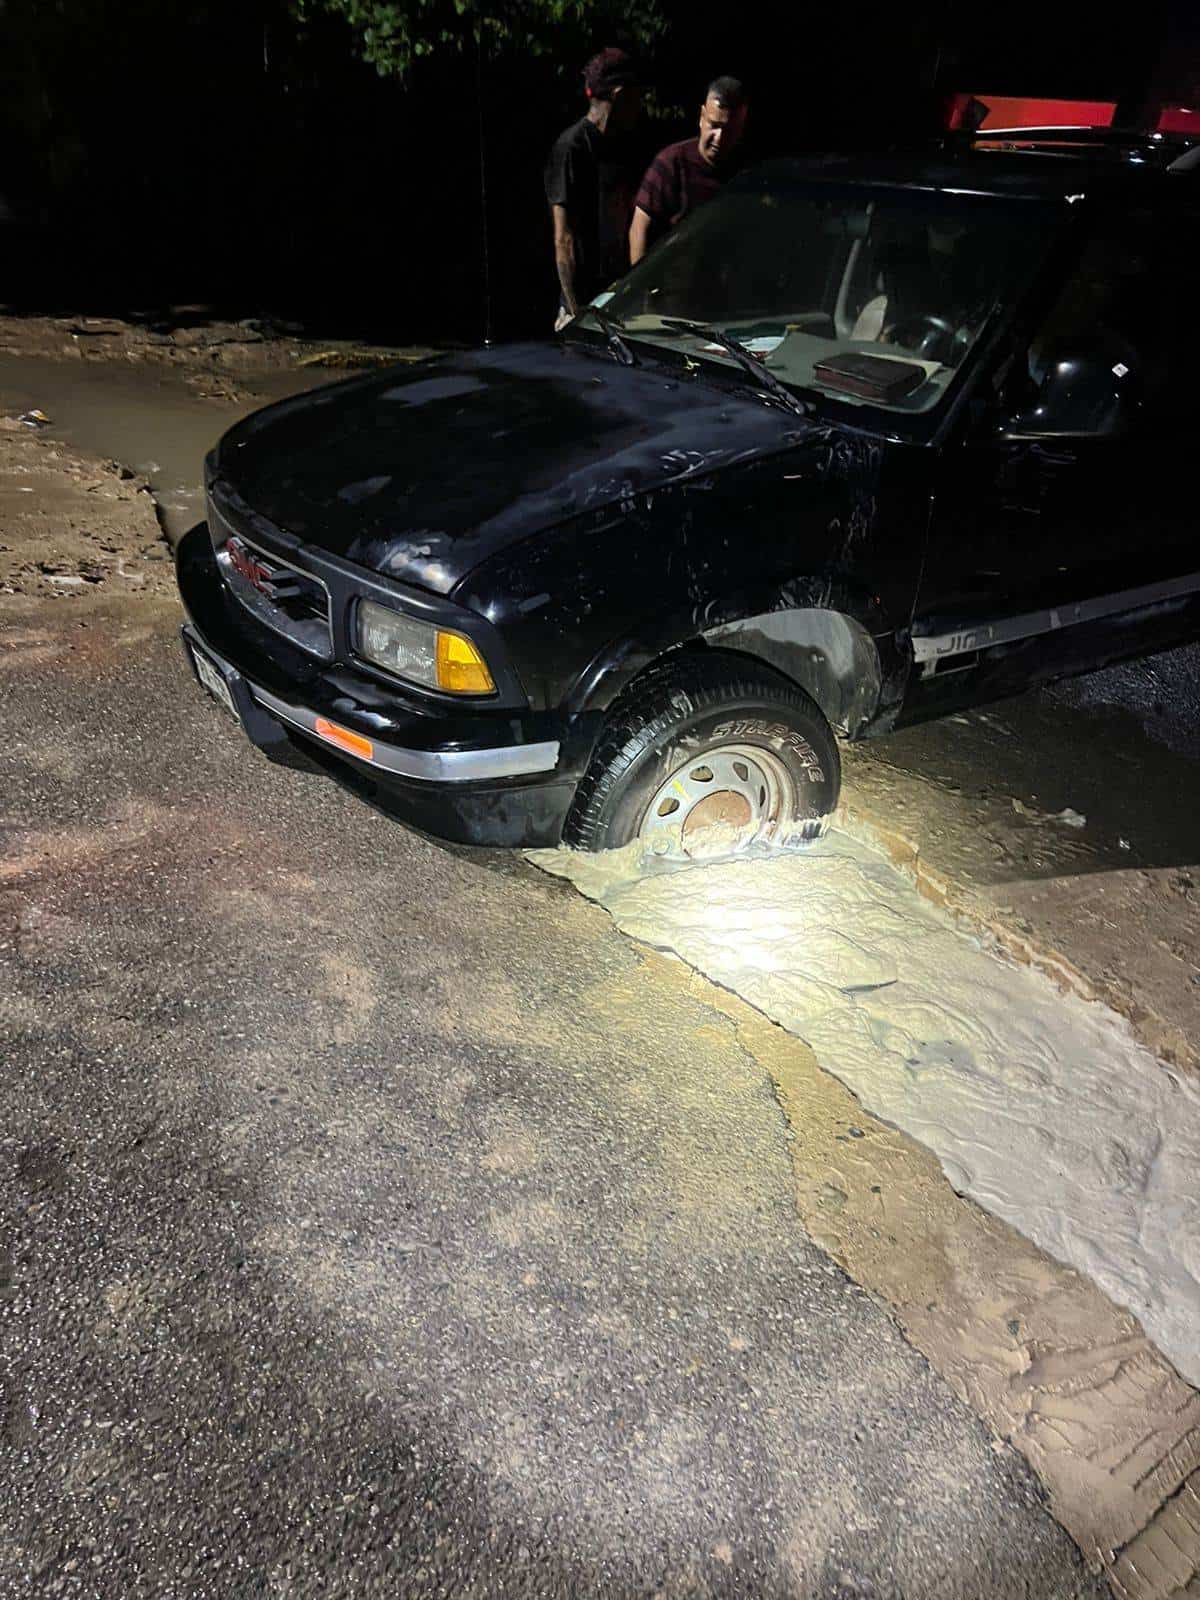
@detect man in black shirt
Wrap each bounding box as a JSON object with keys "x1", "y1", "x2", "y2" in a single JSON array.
[{"x1": 544, "y1": 48, "x2": 644, "y2": 330}]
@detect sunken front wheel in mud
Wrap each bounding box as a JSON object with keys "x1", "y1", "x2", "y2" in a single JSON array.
[{"x1": 565, "y1": 656, "x2": 841, "y2": 856}]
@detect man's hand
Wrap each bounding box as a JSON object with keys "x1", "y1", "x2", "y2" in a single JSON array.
[
  {"x1": 629, "y1": 206, "x2": 652, "y2": 267},
  {"x1": 551, "y1": 205, "x2": 579, "y2": 318}
]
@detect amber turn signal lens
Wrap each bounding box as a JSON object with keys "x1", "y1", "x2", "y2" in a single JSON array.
[
  {"x1": 435, "y1": 630, "x2": 495, "y2": 695},
  {"x1": 314, "y1": 717, "x2": 374, "y2": 761}
]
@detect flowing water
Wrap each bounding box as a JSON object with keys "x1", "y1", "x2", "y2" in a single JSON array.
[{"x1": 532, "y1": 831, "x2": 1200, "y2": 1390}]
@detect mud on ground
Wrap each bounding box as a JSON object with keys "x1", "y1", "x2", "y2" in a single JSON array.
[
  {"x1": 0, "y1": 422, "x2": 171, "y2": 601},
  {"x1": 840, "y1": 697, "x2": 1200, "y2": 1081},
  {"x1": 0, "y1": 305, "x2": 439, "y2": 619},
  {"x1": 0, "y1": 311, "x2": 436, "y2": 406}
]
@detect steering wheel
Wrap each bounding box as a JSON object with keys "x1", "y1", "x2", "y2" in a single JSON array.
[{"x1": 883, "y1": 314, "x2": 958, "y2": 362}]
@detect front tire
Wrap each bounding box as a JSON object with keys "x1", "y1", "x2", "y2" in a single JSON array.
[{"x1": 565, "y1": 654, "x2": 841, "y2": 856}]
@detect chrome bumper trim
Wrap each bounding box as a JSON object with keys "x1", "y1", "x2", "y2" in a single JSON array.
[
  {"x1": 251, "y1": 684, "x2": 560, "y2": 782},
  {"x1": 189, "y1": 631, "x2": 560, "y2": 783}
]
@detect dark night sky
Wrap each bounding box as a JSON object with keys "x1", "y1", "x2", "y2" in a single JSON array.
[{"x1": 0, "y1": 0, "x2": 1192, "y2": 341}]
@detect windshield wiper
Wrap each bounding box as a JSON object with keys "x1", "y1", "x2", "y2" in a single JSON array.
[
  {"x1": 660, "y1": 318, "x2": 808, "y2": 417},
  {"x1": 571, "y1": 303, "x2": 639, "y2": 367}
]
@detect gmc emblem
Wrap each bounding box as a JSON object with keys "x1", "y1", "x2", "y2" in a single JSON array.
[{"x1": 226, "y1": 536, "x2": 276, "y2": 597}]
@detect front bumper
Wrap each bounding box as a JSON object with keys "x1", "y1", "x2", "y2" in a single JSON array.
[{"x1": 176, "y1": 526, "x2": 580, "y2": 847}]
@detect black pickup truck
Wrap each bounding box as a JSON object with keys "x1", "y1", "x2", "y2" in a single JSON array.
[{"x1": 177, "y1": 129, "x2": 1200, "y2": 855}]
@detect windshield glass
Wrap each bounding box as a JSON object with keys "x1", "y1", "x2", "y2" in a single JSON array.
[{"x1": 593, "y1": 180, "x2": 1055, "y2": 414}]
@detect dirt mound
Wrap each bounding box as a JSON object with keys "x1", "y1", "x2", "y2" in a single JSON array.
[
  {"x1": 0, "y1": 424, "x2": 172, "y2": 599},
  {"x1": 0, "y1": 314, "x2": 434, "y2": 403}
]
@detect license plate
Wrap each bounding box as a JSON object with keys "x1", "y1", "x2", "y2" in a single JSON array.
[{"x1": 190, "y1": 642, "x2": 239, "y2": 721}]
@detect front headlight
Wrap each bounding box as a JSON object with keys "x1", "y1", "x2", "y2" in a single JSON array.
[{"x1": 356, "y1": 600, "x2": 496, "y2": 695}]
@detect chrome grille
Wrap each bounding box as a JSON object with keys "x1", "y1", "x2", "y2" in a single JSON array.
[{"x1": 209, "y1": 497, "x2": 333, "y2": 661}]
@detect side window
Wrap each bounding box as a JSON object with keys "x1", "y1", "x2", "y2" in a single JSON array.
[
  {"x1": 1154, "y1": 211, "x2": 1200, "y2": 421},
  {"x1": 1028, "y1": 228, "x2": 1154, "y2": 380},
  {"x1": 1016, "y1": 216, "x2": 1175, "y2": 436}
]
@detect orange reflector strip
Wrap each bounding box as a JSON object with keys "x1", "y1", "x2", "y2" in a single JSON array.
[{"x1": 314, "y1": 717, "x2": 374, "y2": 761}]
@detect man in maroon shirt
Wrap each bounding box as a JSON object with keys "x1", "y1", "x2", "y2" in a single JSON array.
[{"x1": 629, "y1": 77, "x2": 748, "y2": 265}]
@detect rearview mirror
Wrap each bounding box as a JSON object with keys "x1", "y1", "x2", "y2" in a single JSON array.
[{"x1": 998, "y1": 339, "x2": 1142, "y2": 440}]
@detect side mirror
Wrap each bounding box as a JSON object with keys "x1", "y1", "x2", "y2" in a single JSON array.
[{"x1": 998, "y1": 338, "x2": 1142, "y2": 440}]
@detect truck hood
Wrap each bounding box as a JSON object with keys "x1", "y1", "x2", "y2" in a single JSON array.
[{"x1": 216, "y1": 341, "x2": 814, "y2": 596}]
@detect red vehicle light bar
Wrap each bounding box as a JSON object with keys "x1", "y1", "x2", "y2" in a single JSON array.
[{"x1": 945, "y1": 94, "x2": 1117, "y2": 131}]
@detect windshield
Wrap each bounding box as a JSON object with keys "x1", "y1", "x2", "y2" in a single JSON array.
[{"x1": 592, "y1": 180, "x2": 1054, "y2": 415}]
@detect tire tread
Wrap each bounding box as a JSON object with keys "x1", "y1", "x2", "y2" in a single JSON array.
[{"x1": 565, "y1": 652, "x2": 840, "y2": 850}]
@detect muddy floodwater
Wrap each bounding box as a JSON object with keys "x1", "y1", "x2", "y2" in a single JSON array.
[
  {"x1": 534, "y1": 831, "x2": 1200, "y2": 1389},
  {"x1": 0, "y1": 354, "x2": 334, "y2": 542}
]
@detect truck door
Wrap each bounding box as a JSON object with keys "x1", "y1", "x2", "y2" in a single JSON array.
[{"x1": 908, "y1": 207, "x2": 1200, "y2": 702}]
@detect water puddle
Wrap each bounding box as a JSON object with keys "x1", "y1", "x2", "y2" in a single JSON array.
[{"x1": 0, "y1": 354, "x2": 330, "y2": 541}]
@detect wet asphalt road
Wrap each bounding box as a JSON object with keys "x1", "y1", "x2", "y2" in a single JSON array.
[{"x1": 0, "y1": 599, "x2": 1105, "y2": 1598}]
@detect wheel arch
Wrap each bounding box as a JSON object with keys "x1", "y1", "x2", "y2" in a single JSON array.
[
  {"x1": 700, "y1": 609, "x2": 882, "y2": 739},
  {"x1": 570, "y1": 601, "x2": 888, "y2": 741}
]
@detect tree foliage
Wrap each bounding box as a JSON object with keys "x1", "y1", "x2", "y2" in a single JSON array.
[{"x1": 294, "y1": 0, "x2": 665, "y2": 80}]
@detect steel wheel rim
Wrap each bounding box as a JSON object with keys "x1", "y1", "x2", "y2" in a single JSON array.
[{"x1": 639, "y1": 743, "x2": 796, "y2": 858}]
